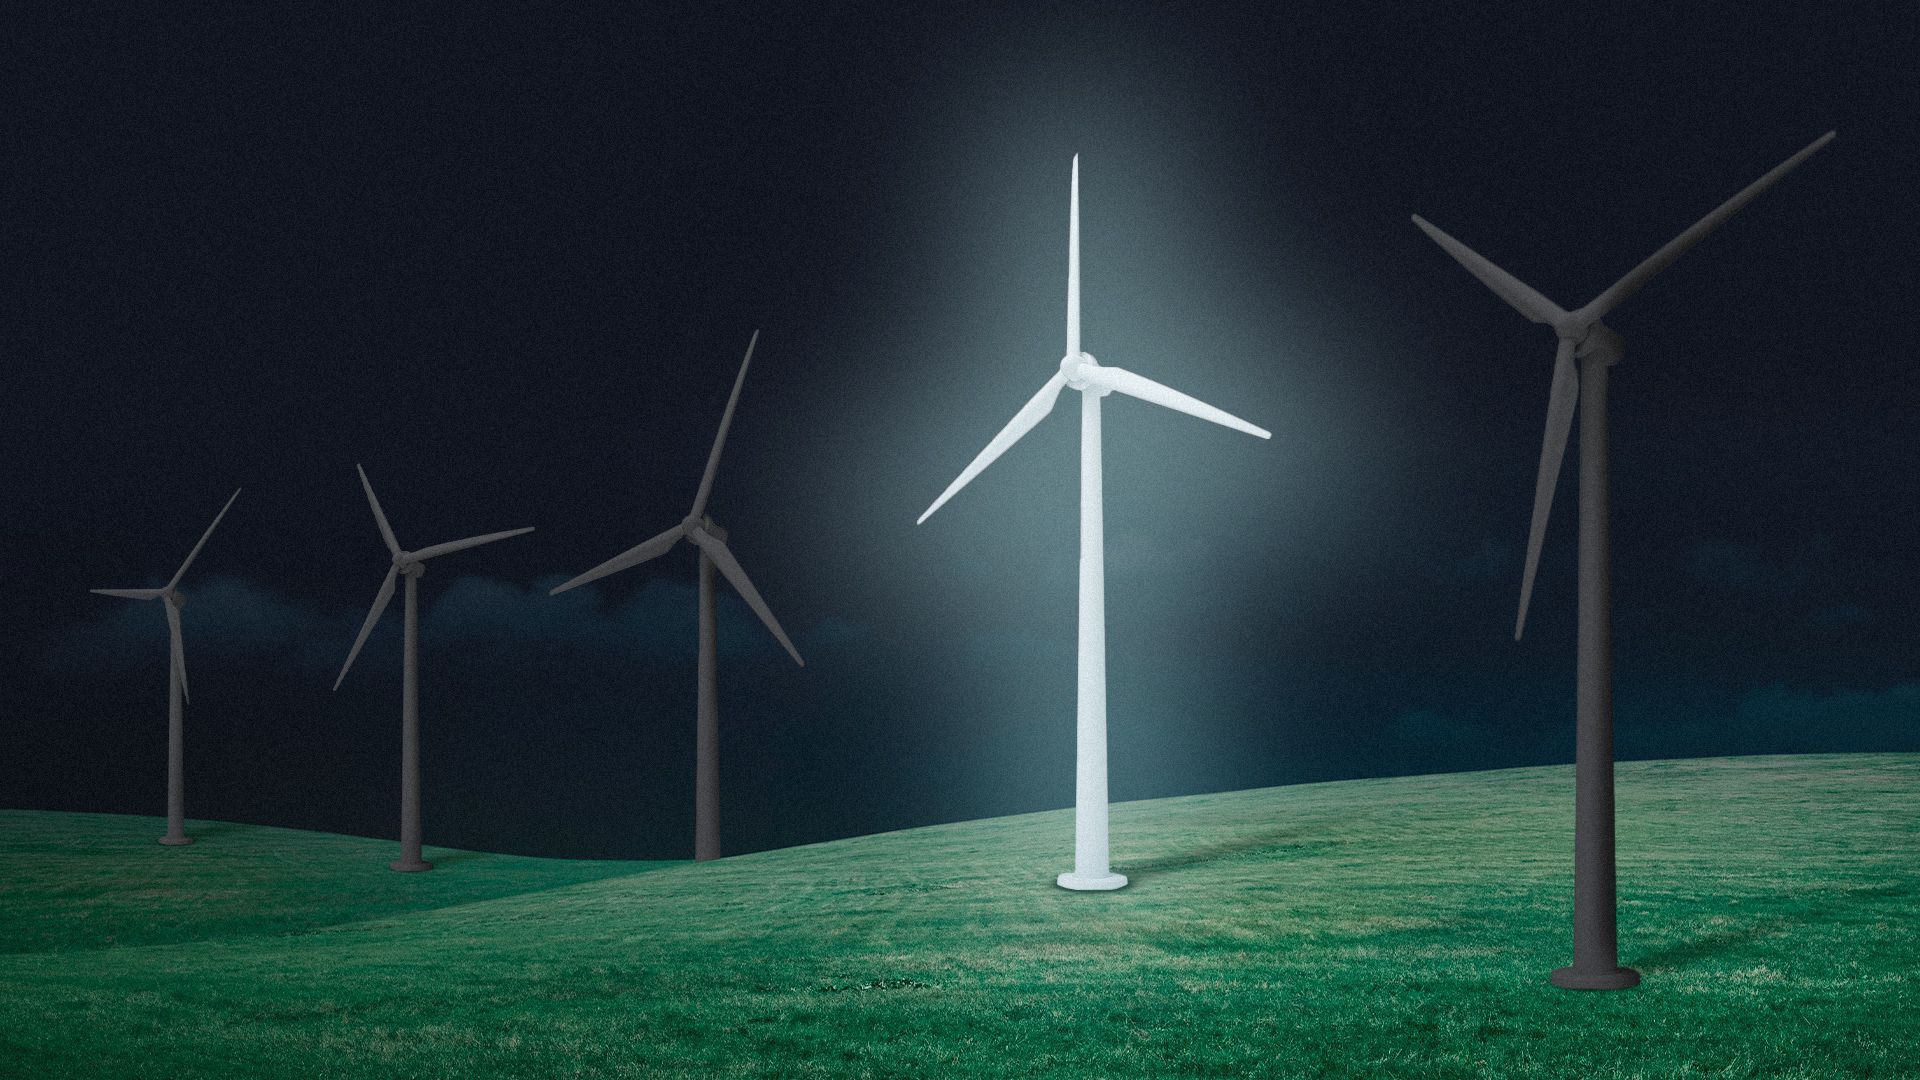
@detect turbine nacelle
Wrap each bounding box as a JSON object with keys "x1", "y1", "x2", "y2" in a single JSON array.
[
  {"x1": 682, "y1": 515, "x2": 728, "y2": 545},
  {"x1": 163, "y1": 589, "x2": 185, "y2": 610},
  {"x1": 1553, "y1": 317, "x2": 1625, "y2": 366},
  {"x1": 1061, "y1": 351, "x2": 1109, "y2": 394},
  {"x1": 392, "y1": 555, "x2": 425, "y2": 577},
  {"x1": 1572, "y1": 321, "x2": 1625, "y2": 365}
]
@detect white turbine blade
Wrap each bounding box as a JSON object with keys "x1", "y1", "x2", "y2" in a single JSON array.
[
  {"x1": 1067, "y1": 155, "x2": 1080, "y2": 358},
  {"x1": 1090, "y1": 366, "x2": 1271, "y2": 439},
  {"x1": 168, "y1": 487, "x2": 241, "y2": 589},
  {"x1": 411, "y1": 526, "x2": 535, "y2": 563},
  {"x1": 90, "y1": 588, "x2": 165, "y2": 599},
  {"x1": 690, "y1": 329, "x2": 758, "y2": 521},
  {"x1": 1411, "y1": 214, "x2": 1569, "y2": 326},
  {"x1": 1515, "y1": 338, "x2": 1580, "y2": 642},
  {"x1": 334, "y1": 565, "x2": 398, "y2": 691},
  {"x1": 917, "y1": 373, "x2": 1069, "y2": 525},
  {"x1": 356, "y1": 464, "x2": 402, "y2": 557},
  {"x1": 689, "y1": 531, "x2": 803, "y2": 667},
  {"x1": 548, "y1": 523, "x2": 687, "y2": 595},
  {"x1": 1584, "y1": 131, "x2": 1835, "y2": 320},
  {"x1": 164, "y1": 597, "x2": 189, "y2": 704}
]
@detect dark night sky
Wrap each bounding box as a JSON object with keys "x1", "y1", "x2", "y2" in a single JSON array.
[{"x1": 6, "y1": 3, "x2": 1914, "y2": 859}]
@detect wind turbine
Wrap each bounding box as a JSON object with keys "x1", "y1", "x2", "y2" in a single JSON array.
[
  {"x1": 333, "y1": 464, "x2": 533, "y2": 872},
  {"x1": 916, "y1": 156, "x2": 1271, "y2": 890},
  {"x1": 1411, "y1": 129, "x2": 1834, "y2": 989},
  {"x1": 90, "y1": 487, "x2": 241, "y2": 846},
  {"x1": 548, "y1": 330, "x2": 803, "y2": 863}
]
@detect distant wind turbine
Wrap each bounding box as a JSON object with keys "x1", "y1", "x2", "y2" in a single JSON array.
[
  {"x1": 916, "y1": 156, "x2": 1271, "y2": 891},
  {"x1": 549, "y1": 330, "x2": 803, "y2": 863},
  {"x1": 333, "y1": 464, "x2": 534, "y2": 872},
  {"x1": 90, "y1": 487, "x2": 240, "y2": 846},
  {"x1": 1411, "y1": 129, "x2": 1835, "y2": 989}
]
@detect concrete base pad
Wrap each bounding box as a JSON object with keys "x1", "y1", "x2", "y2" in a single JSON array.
[
  {"x1": 389, "y1": 859, "x2": 434, "y2": 873},
  {"x1": 1551, "y1": 965, "x2": 1641, "y2": 990},
  {"x1": 1056, "y1": 871, "x2": 1128, "y2": 891},
  {"x1": 158, "y1": 835, "x2": 195, "y2": 846}
]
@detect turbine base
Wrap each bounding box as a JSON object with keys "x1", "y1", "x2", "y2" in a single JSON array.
[
  {"x1": 158, "y1": 835, "x2": 194, "y2": 846},
  {"x1": 1056, "y1": 871, "x2": 1127, "y2": 891},
  {"x1": 1550, "y1": 965, "x2": 1640, "y2": 990},
  {"x1": 389, "y1": 859, "x2": 434, "y2": 873}
]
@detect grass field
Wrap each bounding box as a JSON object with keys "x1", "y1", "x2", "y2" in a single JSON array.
[{"x1": 2, "y1": 753, "x2": 1914, "y2": 1078}]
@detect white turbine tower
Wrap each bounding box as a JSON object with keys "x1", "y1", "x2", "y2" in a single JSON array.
[
  {"x1": 90, "y1": 487, "x2": 241, "y2": 846},
  {"x1": 1412, "y1": 129, "x2": 1834, "y2": 989},
  {"x1": 333, "y1": 464, "x2": 534, "y2": 872},
  {"x1": 549, "y1": 330, "x2": 803, "y2": 863},
  {"x1": 916, "y1": 156, "x2": 1271, "y2": 890}
]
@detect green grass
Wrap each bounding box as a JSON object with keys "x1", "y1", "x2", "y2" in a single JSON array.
[{"x1": 2, "y1": 753, "x2": 1914, "y2": 1078}]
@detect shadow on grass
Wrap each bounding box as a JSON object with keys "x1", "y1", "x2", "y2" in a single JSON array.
[
  {"x1": 189, "y1": 821, "x2": 260, "y2": 839},
  {"x1": 1631, "y1": 917, "x2": 1799, "y2": 971},
  {"x1": 1122, "y1": 831, "x2": 1340, "y2": 883},
  {"x1": 1628, "y1": 876, "x2": 1912, "y2": 968},
  {"x1": 1631, "y1": 883, "x2": 1912, "y2": 972},
  {"x1": 430, "y1": 850, "x2": 488, "y2": 868}
]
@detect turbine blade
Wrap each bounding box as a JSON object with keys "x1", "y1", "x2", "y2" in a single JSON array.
[
  {"x1": 1091, "y1": 366, "x2": 1271, "y2": 439},
  {"x1": 1515, "y1": 338, "x2": 1580, "y2": 641},
  {"x1": 357, "y1": 464, "x2": 402, "y2": 557},
  {"x1": 90, "y1": 588, "x2": 165, "y2": 599},
  {"x1": 690, "y1": 329, "x2": 759, "y2": 520},
  {"x1": 334, "y1": 565, "x2": 398, "y2": 691},
  {"x1": 548, "y1": 524, "x2": 686, "y2": 595},
  {"x1": 1584, "y1": 131, "x2": 1835, "y2": 319},
  {"x1": 1411, "y1": 214, "x2": 1568, "y2": 325},
  {"x1": 168, "y1": 488, "x2": 241, "y2": 589},
  {"x1": 916, "y1": 372, "x2": 1070, "y2": 525},
  {"x1": 1068, "y1": 155, "x2": 1080, "y2": 358},
  {"x1": 410, "y1": 526, "x2": 535, "y2": 562},
  {"x1": 690, "y1": 532, "x2": 803, "y2": 667},
  {"x1": 164, "y1": 597, "x2": 189, "y2": 704}
]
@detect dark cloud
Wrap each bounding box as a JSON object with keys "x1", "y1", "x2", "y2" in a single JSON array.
[
  {"x1": 1687, "y1": 539, "x2": 1814, "y2": 599},
  {"x1": 1806, "y1": 603, "x2": 1875, "y2": 633},
  {"x1": 46, "y1": 574, "x2": 860, "y2": 680},
  {"x1": 1730, "y1": 681, "x2": 1918, "y2": 751}
]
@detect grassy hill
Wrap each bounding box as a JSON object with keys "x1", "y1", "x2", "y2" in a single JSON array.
[{"x1": 1, "y1": 753, "x2": 1914, "y2": 1078}]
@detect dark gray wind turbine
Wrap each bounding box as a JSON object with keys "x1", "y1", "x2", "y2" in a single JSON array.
[
  {"x1": 90, "y1": 488, "x2": 240, "y2": 846},
  {"x1": 333, "y1": 465, "x2": 533, "y2": 871},
  {"x1": 549, "y1": 330, "x2": 803, "y2": 863},
  {"x1": 1412, "y1": 129, "x2": 1834, "y2": 990}
]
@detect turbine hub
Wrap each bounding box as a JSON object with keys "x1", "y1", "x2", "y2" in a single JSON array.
[
  {"x1": 164, "y1": 590, "x2": 185, "y2": 610},
  {"x1": 1061, "y1": 351, "x2": 1103, "y2": 392},
  {"x1": 397, "y1": 557, "x2": 425, "y2": 577},
  {"x1": 1575, "y1": 322, "x2": 1625, "y2": 366},
  {"x1": 681, "y1": 514, "x2": 705, "y2": 541}
]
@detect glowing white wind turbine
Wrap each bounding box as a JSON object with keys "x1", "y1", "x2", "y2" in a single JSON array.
[
  {"x1": 917, "y1": 157, "x2": 1270, "y2": 890},
  {"x1": 90, "y1": 487, "x2": 240, "y2": 846},
  {"x1": 1412, "y1": 129, "x2": 1834, "y2": 989},
  {"x1": 549, "y1": 330, "x2": 803, "y2": 863},
  {"x1": 333, "y1": 464, "x2": 533, "y2": 872}
]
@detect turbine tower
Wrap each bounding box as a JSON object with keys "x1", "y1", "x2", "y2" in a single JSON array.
[
  {"x1": 916, "y1": 156, "x2": 1271, "y2": 890},
  {"x1": 90, "y1": 487, "x2": 240, "y2": 846},
  {"x1": 333, "y1": 464, "x2": 533, "y2": 872},
  {"x1": 549, "y1": 330, "x2": 803, "y2": 863},
  {"x1": 1411, "y1": 129, "x2": 1834, "y2": 989}
]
